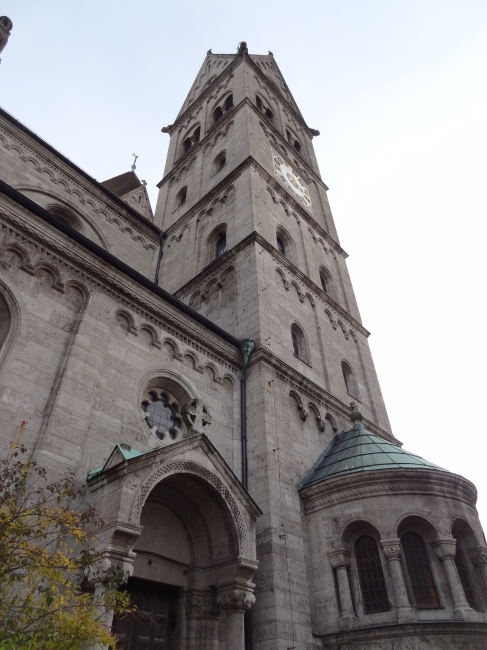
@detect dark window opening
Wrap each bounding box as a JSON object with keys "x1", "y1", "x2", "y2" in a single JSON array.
[
  {"x1": 224, "y1": 94, "x2": 234, "y2": 111},
  {"x1": 454, "y1": 542, "x2": 477, "y2": 609},
  {"x1": 192, "y1": 126, "x2": 201, "y2": 144},
  {"x1": 320, "y1": 274, "x2": 328, "y2": 293},
  {"x1": 256, "y1": 95, "x2": 263, "y2": 110},
  {"x1": 216, "y1": 234, "x2": 227, "y2": 258},
  {"x1": 215, "y1": 152, "x2": 226, "y2": 172},
  {"x1": 265, "y1": 107, "x2": 274, "y2": 121},
  {"x1": 355, "y1": 536, "x2": 390, "y2": 613},
  {"x1": 276, "y1": 236, "x2": 285, "y2": 255},
  {"x1": 182, "y1": 127, "x2": 200, "y2": 155},
  {"x1": 402, "y1": 532, "x2": 440, "y2": 608},
  {"x1": 293, "y1": 139, "x2": 301, "y2": 152},
  {"x1": 342, "y1": 361, "x2": 358, "y2": 399},
  {"x1": 177, "y1": 188, "x2": 187, "y2": 207},
  {"x1": 213, "y1": 106, "x2": 223, "y2": 123},
  {"x1": 142, "y1": 391, "x2": 181, "y2": 441},
  {"x1": 292, "y1": 331, "x2": 299, "y2": 357},
  {"x1": 183, "y1": 137, "x2": 192, "y2": 153}
]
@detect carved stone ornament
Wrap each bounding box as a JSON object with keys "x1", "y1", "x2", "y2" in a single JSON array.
[
  {"x1": 433, "y1": 537, "x2": 457, "y2": 561},
  {"x1": 469, "y1": 546, "x2": 487, "y2": 567},
  {"x1": 381, "y1": 539, "x2": 402, "y2": 561},
  {"x1": 328, "y1": 550, "x2": 351, "y2": 569},
  {"x1": 216, "y1": 589, "x2": 255, "y2": 612},
  {"x1": 85, "y1": 557, "x2": 133, "y2": 588},
  {"x1": 181, "y1": 398, "x2": 212, "y2": 437}
]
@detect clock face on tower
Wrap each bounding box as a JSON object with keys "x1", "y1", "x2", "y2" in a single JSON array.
[{"x1": 271, "y1": 148, "x2": 312, "y2": 209}]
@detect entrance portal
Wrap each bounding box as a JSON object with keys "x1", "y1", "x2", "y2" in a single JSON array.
[{"x1": 113, "y1": 578, "x2": 178, "y2": 650}]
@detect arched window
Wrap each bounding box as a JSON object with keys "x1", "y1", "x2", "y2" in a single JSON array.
[
  {"x1": 276, "y1": 236, "x2": 285, "y2": 256},
  {"x1": 216, "y1": 234, "x2": 227, "y2": 258},
  {"x1": 401, "y1": 532, "x2": 440, "y2": 608},
  {"x1": 342, "y1": 361, "x2": 359, "y2": 399},
  {"x1": 213, "y1": 151, "x2": 226, "y2": 174},
  {"x1": 176, "y1": 187, "x2": 187, "y2": 208},
  {"x1": 181, "y1": 126, "x2": 200, "y2": 154},
  {"x1": 0, "y1": 292, "x2": 10, "y2": 356},
  {"x1": 212, "y1": 94, "x2": 233, "y2": 124},
  {"x1": 320, "y1": 273, "x2": 328, "y2": 294},
  {"x1": 291, "y1": 324, "x2": 308, "y2": 363},
  {"x1": 286, "y1": 128, "x2": 302, "y2": 153},
  {"x1": 355, "y1": 536, "x2": 390, "y2": 613},
  {"x1": 47, "y1": 205, "x2": 81, "y2": 232},
  {"x1": 213, "y1": 106, "x2": 223, "y2": 124},
  {"x1": 454, "y1": 541, "x2": 477, "y2": 609},
  {"x1": 255, "y1": 94, "x2": 274, "y2": 122}
]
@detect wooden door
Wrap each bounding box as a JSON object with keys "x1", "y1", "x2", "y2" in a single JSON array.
[{"x1": 113, "y1": 578, "x2": 177, "y2": 650}]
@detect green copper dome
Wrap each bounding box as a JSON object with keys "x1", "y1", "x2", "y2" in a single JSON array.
[{"x1": 299, "y1": 422, "x2": 448, "y2": 489}]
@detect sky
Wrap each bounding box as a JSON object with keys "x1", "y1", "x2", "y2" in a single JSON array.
[{"x1": 2, "y1": 1, "x2": 487, "y2": 526}]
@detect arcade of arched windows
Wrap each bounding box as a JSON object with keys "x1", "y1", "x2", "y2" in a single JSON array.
[{"x1": 327, "y1": 515, "x2": 487, "y2": 624}]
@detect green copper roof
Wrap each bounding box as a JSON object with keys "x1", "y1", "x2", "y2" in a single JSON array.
[{"x1": 299, "y1": 423, "x2": 448, "y2": 489}]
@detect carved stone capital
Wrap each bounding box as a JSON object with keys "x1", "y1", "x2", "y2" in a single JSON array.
[
  {"x1": 433, "y1": 537, "x2": 457, "y2": 561},
  {"x1": 469, "y1": 546, "x2": 487, "y2": 567},
  {"x1": 381, "y1": 538, "x2": 402, "y2": 561},
  {"x1": 328, "y1": 550, "x2": 351, "y2": 569},
  {"x1": 85, "y1": 556, "x2": 133, "y2": 588},
  {"x1": 216, "y1": 589, "x2": 255, "y2": 612}
]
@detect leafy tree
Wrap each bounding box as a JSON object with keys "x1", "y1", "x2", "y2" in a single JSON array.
[{"x1": 0, "y1": 422, "x2": 131, "y2": 649}]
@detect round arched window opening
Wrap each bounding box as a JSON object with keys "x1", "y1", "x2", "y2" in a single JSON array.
[
  {"x1": 216, "y1": 234, "x2": 227, "y2": 258},
  {"x1": 276, "y1": 236, "x2": 285, "y2": 255},
  {"x1": 142, "y1": 391, "x2": 182, "y2": 441}
]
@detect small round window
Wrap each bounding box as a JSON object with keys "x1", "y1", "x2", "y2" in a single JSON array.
[{"x1": 142, "y1": 391, "x2": 182, "y2": 440}]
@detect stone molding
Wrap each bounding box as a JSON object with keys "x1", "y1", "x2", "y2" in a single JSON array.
[
  {"x1": 300, "y1": 468, "x2": 477, "y2": 513},
  {"x1": 0, "y1": 121, "x2": 158, "y2": 244},
  {"x1": 0, "y1": 206, "x2": 242, "y2": 371},
  {"x1": 249, "y1": 346, "x2": 396, "y2": 443}
]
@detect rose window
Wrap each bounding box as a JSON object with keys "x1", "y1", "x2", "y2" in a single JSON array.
[{"x1": 142, "y1": 391, "x2": 181, "y2": 440}]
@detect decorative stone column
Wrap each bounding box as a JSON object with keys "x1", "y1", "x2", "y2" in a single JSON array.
[
  {"x1": 185, "y1": 591, "x2": 204, "y2": 650},
  {"x1": 433, "y1": 537, "x2": 477, "y2": 621},
  {"x1": 328, "y1": 550, "x2": 355, "y2": 628},
  {"x1": 380, "y1": 539, "x2": 416, "y2": 623},
  {"x1": 469, "y1": 546, "x2": 487, "y2": 598},
  {"x1": 84, "y1": 555, "x2": 133, "y2": 650},
  {"x1": 216, "y1": 584, "x2": 255, "y2": 650}
]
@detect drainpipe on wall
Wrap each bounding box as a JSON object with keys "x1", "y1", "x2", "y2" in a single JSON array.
[
  {"x1": 240, "y1": 338, "x2": 255, "y2": 650},
  {"x1": 154, "y1": 232, "x2": 167, "y2": 285}
]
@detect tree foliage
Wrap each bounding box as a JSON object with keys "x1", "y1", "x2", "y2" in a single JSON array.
[{"x1": 0, "y1": 425, "x2": 130, "y2": 649}]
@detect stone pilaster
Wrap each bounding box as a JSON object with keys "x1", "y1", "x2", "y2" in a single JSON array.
[
  {"x1": 433, "y1": 537, "x2": 477, "y2": 621},
  {"x1": 381, "y1": 538, "x2": 416, "y2": 623},
  {"x1": 328, "y1": 550, "x2": 355, "y2": 628}
]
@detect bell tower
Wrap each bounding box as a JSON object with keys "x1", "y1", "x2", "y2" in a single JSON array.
[{"x1": 155, "y1": 43, "x2": 393, "y2": 647}]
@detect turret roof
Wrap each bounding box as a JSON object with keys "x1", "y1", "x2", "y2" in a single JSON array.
[{"x1": 299, "y1": 422, "x2": 448, "y2": 489}]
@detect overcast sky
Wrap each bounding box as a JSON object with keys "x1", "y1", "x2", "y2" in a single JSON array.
[{"x1": 2, "y1": 1, "x2": 487, "y2": 527}]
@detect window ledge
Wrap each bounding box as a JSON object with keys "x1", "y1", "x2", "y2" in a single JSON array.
[{"x1": 293, "y1": 353, "x2": 312, "y2": 368}]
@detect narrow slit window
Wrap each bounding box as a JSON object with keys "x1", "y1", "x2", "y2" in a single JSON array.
[
  {"x1": 355, "y1": 536, "x2": 390, "y2": 613},
  {"x1": 320, "y1": 274, "x2": 328, "y2": 293},
  {"x1": 401, "y1": 532, "x2": 440, "y2": 608},
  {"x1": 224, "y1": 94, "x2": 234, "y2": 111},
  {"x1": 292, "y1": 331, "x2": 299, "y2": 357},
  {"x1": 213, "y1": 106, "x2": 223, "y2": 123},
  {"x1": 177, "y1": 188, "x2": 187, "y2": 207}
]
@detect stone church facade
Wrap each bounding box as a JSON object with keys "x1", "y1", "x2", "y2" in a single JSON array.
[{"x1": 0, "y1": 30, "x2": 486, "y2": 649}]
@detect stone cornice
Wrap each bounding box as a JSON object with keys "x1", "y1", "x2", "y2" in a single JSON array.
[
  {"x1": 321, "y1": 621, "x2": 487, "y2": 645},
  {"x1": 0, "y1": 110, "x2": 160, "y2": 241},
  {"x1": 250, "y1": 347, "x2": 397, "y2": 444},
  {"x1": 161, "y1": 152, "x2": 346, "y2": 260},
  {"x1": 299, "y1": 467, "x2": 477, "y2": 513},
  {"x1": 174, "y1": 231, "x2": 367, "y2": 338},
  {"x1": 0, "y1": 196, "x2": 243, "y2": 370},
  {"x1": 243, "y1": 54, "x2": 314, "y2": 137},
  {"x1": 167, "y1": 54, "x2": 243, "y2": 134}
]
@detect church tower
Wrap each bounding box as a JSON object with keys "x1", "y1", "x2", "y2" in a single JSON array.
[{"x1": 154, "y1": 43, "x2": 487, "y2": 649}]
